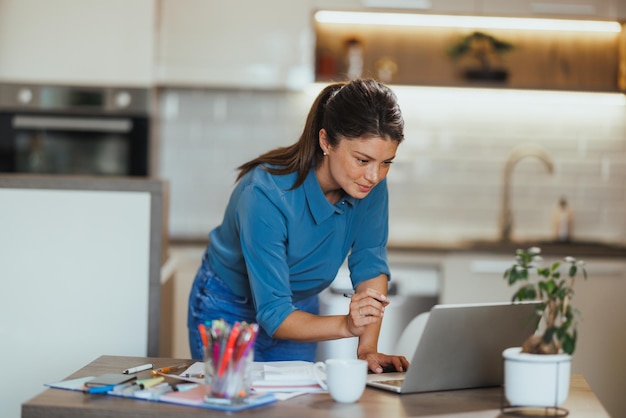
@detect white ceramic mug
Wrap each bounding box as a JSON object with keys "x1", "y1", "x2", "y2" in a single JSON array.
[{"x1": 314, "y1": 359, "x2": 368, "y2": 403}]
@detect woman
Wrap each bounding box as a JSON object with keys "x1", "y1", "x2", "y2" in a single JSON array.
[{"x1": 188, "y1": 78, "x2": 409, "y2": 374}]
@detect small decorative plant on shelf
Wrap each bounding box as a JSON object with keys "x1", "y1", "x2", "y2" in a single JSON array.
[
  {"x1": 447, "y1": 31, "x2": 515, "y2": 82},
  {"x1": 504, "y1": 247, "x2": 588, "y2": 355}
]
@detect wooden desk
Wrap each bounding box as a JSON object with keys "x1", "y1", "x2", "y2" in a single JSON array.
[{"x1": 22, "y1": 355, "x2": 609, "y2": 418}]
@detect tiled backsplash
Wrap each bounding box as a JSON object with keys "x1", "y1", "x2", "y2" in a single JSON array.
[{"x1": 157, "y1": 84, "x2": 626, "y2": 246}]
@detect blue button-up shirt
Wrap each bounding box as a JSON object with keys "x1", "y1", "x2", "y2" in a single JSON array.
[{"x1": 207, "y1": 164, "x2": 390, "y2": 336}]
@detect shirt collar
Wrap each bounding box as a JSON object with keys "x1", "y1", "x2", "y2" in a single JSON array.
[{"x1": 304, "y1": 166, "x2": 356, "y2": 224}]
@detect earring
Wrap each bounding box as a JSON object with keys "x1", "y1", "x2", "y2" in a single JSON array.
[{"x1": 323, "y1": 152, "x2": 327, "y2": 156}]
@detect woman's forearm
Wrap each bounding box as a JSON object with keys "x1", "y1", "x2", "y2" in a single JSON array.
[
  {"x1": 272, "y1": 274, "x2": 389, "y2": 345},
  {"x1": 355, "y1": 276, "x2": 388, "y2": 357},
  {"x1": 273, "y1": 310, "x2": 353, "y2": 342}
]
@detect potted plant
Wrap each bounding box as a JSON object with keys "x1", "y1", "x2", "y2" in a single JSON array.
[
  {"x1": 447, "y1": 31, "x2": 514, "y2": 82},
  {"x1": 502, "y1": 247, "x2": 587, "y2": 411}
]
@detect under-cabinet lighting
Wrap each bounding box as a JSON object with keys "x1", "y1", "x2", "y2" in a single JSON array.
[
  {"x1": 392, "y1": 85, "x2": 626, "y2": 106},
  {"x1": 314, "y1": 10, "x2": 622, "y2": 33}
]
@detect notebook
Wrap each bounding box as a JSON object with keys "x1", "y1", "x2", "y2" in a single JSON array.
[{"x1": 367, "y1": 301, "x2": 540, "y2": 394}]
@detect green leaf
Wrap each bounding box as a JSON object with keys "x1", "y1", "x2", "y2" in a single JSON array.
[
  {"x1": 507, "y1": 271, "x2": 516, "y2": 286},
  {"x1": 538, "y1": 268, "x2": 550, "y2": 278},
  {"x1": 562, "y1": 330, "x2": 577, "y2": 355},
  {"x1": 539, "y1": 280, "x2": 556, "y2": 296},
  {"x1": 513, "y1": 285, "x2": 536, "y2": 301}
]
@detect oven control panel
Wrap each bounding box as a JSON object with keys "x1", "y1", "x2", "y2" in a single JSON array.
[{"x1": 0, "y1": 83, "x2": 150, "y2": 115}]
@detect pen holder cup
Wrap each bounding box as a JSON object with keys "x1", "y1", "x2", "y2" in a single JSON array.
[{"x1": 206, "y1": 349, "x2": 253, "y2": 403}]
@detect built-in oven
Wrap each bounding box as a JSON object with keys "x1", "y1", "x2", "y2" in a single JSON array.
[{"x1": 0, "y1": 83, "x2": 150, "y2": 176}]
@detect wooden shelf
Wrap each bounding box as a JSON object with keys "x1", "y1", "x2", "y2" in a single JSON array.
[{"x1": 315, "y1": 22, "x2": 622, "y2": 92}]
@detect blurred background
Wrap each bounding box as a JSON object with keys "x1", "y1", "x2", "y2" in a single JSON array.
[{"x1": 1, "y1": 1, "x2": 626, "y2": 417}]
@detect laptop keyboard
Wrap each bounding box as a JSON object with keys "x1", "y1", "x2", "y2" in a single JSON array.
[{"x1": 378, "y1": 379, "x2": 404, "y2": 387}]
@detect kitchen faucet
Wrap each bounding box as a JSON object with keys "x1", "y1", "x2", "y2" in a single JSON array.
[{"x1": 500, "y1": 143, "x2": 554, "y2": 241}]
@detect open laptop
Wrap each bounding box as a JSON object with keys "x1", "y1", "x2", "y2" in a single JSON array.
[{"x1": 367, "y1": 301, "x2": 540, "y2": 394}]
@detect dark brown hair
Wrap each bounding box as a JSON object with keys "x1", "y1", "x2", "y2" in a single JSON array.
[{"x1": 236, "y1": 78, "x2": 405, "y2": 188}]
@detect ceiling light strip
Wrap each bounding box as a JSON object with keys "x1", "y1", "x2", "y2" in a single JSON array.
[{"x1": 314, "y1": 11, "x2": 622, "y2": 33}]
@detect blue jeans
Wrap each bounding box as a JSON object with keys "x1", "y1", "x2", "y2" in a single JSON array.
[{"x1": 187, "y1": 258, "x2": 319, "y2": 362}]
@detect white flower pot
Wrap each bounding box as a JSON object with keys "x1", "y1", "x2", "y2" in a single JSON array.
[{"x1": 502, "y1": 347, "x2": 571, "y2": 407}]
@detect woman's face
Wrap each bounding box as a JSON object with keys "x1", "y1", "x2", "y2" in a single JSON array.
[{"x1": 319, "y1": 129, "x2": 398, "y2": 200}]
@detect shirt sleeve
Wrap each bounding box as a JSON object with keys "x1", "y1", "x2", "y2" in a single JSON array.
[
  {"x1": 348, "y1": 179, "x2": 391, "y2": 288},
  {"x1": 236, "y1": 181, "x2": 296, "y2": 337}
]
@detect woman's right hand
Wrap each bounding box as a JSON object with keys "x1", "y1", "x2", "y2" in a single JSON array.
[{"x1": 346, "y1": 287, "x2": 389, "y2": 336}]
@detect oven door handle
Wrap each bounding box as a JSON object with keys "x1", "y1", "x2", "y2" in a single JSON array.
[{"x1": 12, "y1": 115, "x2": 132, "y2": 133}]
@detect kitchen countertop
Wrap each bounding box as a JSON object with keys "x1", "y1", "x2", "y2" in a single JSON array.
[
  {"x1": 388, "y1": 239, "x2": 626, "y2": 258},
  {"x1": 171, "y1": 238, "x2": 626, "y2": 259}
]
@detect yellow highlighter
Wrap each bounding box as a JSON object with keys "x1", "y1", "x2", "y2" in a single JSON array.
[{"x1": 135, "y1": 377, "x2": 164, "y2": 389}]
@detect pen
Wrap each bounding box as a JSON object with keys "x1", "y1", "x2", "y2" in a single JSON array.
[
  {"x1": 343, "y1": 292, "x2": 390, "y2": 306},
  {"x1": 151, "y1": 362, "x2": 193, "y2": 376},
  {"x1": 123, "y1": 363, "x2": 153, "y2": 374}
]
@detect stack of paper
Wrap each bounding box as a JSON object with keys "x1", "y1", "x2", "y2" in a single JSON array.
[{"x1": 250, "y1": 361, "x2": 326, "y2": 393}]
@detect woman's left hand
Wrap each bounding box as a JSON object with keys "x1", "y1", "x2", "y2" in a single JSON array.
[{"x1": 359, "y1": 351, "x2": 410, "y2": 374}]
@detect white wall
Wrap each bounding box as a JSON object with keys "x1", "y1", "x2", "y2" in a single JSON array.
[{"x1": 157, "y1": 85, "x2": 626, "y2": 245}]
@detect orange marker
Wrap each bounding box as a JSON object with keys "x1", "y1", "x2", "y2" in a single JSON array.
[
  {"x1": 198, "y1": 323, "x2": 208, "y2": 348},
  {"x1": 217, "y1": 322, "x2": 241, "y2": 377},
  {"x1": 151, "y1": 362, "x2": 193, "y2": 376}
]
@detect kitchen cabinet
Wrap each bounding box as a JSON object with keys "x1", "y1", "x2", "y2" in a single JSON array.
[
  {"x1": 617, "y1": 0, "x2": 626, "y2": 19},
  {"x1": 440, "y1": 251, "x2": 626, "y2": 418},
  {"x1": 0, "y1": 175, "x2": 166, "y2": 418},
  {"x1": 313, "y1": 0, "x2": 622, "y2": 91},
  {"x1": 314, "y1": 15, "x2": 620, "y2": 91},
  {"x1": 0, "y1": 0, "x2": 155, "y2": 87},
  {"x1": 314, "y1": 0, "x2": 617, "y2": 19},
  {"x1": 155, "y1": 0, "x2": 314, "y2": 89},
  {"x1": 480, "y1": 0, "x2": 617, "y2": 19},
  {"x1": 439, "y1": 252, "x2": 514, "y2": 304},
  {"x1": 312, "y1": 0, "x2": 477, "y2": 14}
]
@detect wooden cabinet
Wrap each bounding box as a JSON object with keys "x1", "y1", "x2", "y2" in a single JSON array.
[
  {"x1": 315, "y1": 18, "x2": 619, "y2": 91},
  {"x1": 314, "y1": 2, "x2": 621, "y2": 91},
  {"x1": 155, "y1": 0, "x2": 314, "y2": 89},
  {"x1": 0, "y1": 0, "x2": 155, "y2": 87}
]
